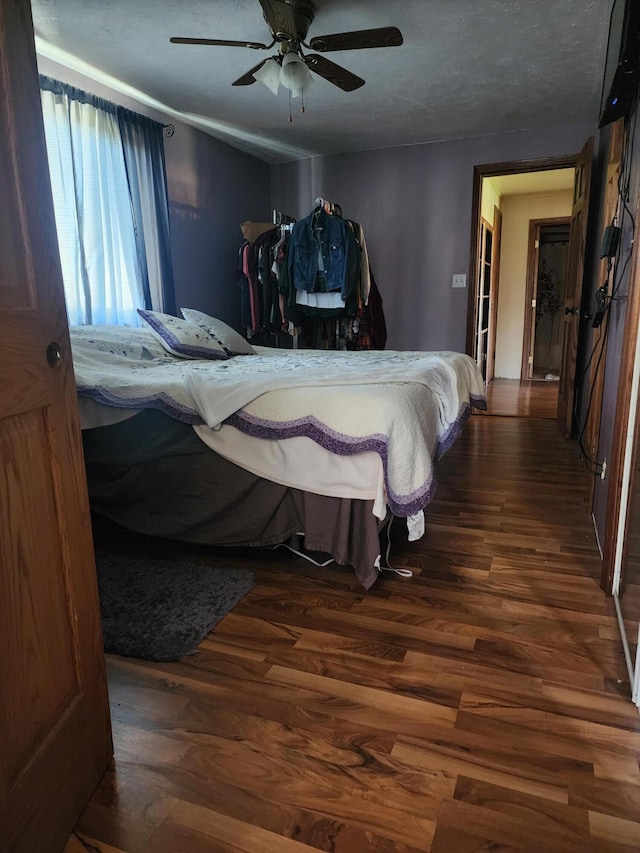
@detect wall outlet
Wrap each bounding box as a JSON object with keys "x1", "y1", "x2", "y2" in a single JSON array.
[
  {"x1": 600, "y1": 460, "x2": 607, "y2": 481},
  {"x1": 452, "y1": 274, "x2": 466, "y2": 288}
]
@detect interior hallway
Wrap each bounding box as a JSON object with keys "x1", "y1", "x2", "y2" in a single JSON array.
[{"x1": 67, "y1": 415, "x2": 640, "y2": 853}]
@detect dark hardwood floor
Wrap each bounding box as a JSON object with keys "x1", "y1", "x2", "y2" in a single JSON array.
[
  {"x1": 66, "y1": 416, "x2": 640, "y2": 853},
  {"x1": 479, "y1": 378, "x2": 559, "y2": 418}
]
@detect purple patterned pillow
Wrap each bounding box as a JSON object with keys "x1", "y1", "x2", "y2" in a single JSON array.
[{"x1": 137, "y1": 310, "x2": 228, "y2": 360}]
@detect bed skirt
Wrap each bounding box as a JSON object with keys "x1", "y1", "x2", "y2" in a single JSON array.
[{"x1": 82, "y1": 410, "x2": 385, "y2": 589}]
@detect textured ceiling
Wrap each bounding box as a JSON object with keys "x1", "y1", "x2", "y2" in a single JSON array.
[{"x1": 31, "y1": 0, "x2": 612, "y2": 164}]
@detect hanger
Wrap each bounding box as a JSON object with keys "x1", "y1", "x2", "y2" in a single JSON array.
[
  {"x1": 313, "y1": 197, "x2": 342, "y2": 217},
  {"x1": 273, "y1": 209, "x2": 295, "y2": 226}
]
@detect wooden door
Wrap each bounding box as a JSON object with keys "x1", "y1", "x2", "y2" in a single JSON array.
[
  {"x1": 475, "y1": 219, "x2": 493, "y2": 380},
  {"x1": 486, "y1": 206, "x2": 502, "y2": 384},
  {"x1": 0, "y1": 2, "x2": 112, "y2": 851},
  {"x1": 586, "y1": 119, "x2": 624, "y2": 497},
  {"x1": 557, "y1": 137, "x2": 594, "y2": 437},
  {"x1": 601, "y1": 189, "x2": 640, "y2": 594},
  {"x1": 522, "y1": 218, "x2": 571, "y2": 381}
]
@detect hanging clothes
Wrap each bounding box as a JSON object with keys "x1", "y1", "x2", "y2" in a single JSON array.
[
  {"x1": 287, "y1": 207, "x2": 359, "y2": 298},
  {"x1": 240, "y1": 221, "x2": 274, "y2": 244},
  {"x1": 238, "y1": 203, "x2": 386, "y2": 350},
  {"x1": 349, "y1": 271, "x2": 387, "y2": 351},
  {"x1": 237, "y1": 241, "x2": 252, "y2": 331}
]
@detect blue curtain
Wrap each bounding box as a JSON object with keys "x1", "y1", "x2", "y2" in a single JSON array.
[
  {"x1": 39, "y1": 76, "x2": 175, "y2": 324},
  {"x1": 117, "y1": 106, "x2": 176, "y2": 316}
]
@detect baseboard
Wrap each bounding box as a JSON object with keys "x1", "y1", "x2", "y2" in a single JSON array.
[{"x1": 592, "y1": 512, "x2": 603, "y2": 559}]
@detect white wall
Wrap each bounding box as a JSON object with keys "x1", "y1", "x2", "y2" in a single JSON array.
[{"x1": 494, "y1": 191, "x2": 573, "y2": 378}]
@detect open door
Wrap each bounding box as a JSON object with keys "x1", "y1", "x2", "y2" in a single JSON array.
[
  {"x1": 557, "y1": 137, "x2": 594, "y2": 438},
  {"x1": 474, "y1": 218, "x2": 494, "y2": 380},
  {"x1": 0, "y1": 2, "x2": 112, "y2": 851},
  {"x1": 521, "y1": 219, "x2": 571, "y2": 381},
  {"x1": 486, "y1": 206, "x2": 502, "y2": 383}
]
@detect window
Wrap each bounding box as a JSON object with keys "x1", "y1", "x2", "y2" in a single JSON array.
[{"x1": 39, "y1": 77, "x2": 174, "y2": 326}]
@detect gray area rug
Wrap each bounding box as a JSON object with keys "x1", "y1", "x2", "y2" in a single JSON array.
[{"x1": 95, "y1": 551, "x2": 255, "y2": 661}]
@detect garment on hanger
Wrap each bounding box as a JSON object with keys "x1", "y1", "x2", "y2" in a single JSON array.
[
  {"x1": 287, "y1": 206, "x2": 359, "y2": 298},
  {"x1": 240, "y1": 221, "x2": 274, "y2": 244},
  {"x1": 350, "y1": 271, "x2": 387, "y2": 351},
  {"x1": 236, "y1": 216, "x2": 296, "y2": 339}
]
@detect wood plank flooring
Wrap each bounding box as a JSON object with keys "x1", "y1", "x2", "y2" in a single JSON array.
[
  {"x1": 478, "y1": 378, "x2": 559, "y2": 418},
  {"x1": 66, "y1": 416, "x2": 640, "y2": 852}
]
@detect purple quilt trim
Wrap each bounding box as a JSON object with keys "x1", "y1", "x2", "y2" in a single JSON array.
[
  {"x1": 225, "y1": 399, "x2": 479, "y2": 517},
  {"x1": 139, "y1": 311, "x2": 227, "y2": 361},
  {"x1": 78, "y1": 387, "x2": 203, "y2": 424},
  {"x1": 471, "y1": 393, "x2": 488, "y2": 411}
]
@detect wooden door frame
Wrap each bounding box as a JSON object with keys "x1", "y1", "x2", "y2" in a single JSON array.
[
  {"x1": 467, "y1": 155, "x2": 578, "y2": 360},
  {"x1": 521, "y1": 216, "x2": 571, "y2": 381}
]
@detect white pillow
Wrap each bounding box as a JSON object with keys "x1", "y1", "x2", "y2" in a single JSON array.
[
  {"x1": 180, "y1": 308, "x2": 255, "y2": 356},
  {"x1": 137, "y1": 310, "x2": 228, "y2": 360}
]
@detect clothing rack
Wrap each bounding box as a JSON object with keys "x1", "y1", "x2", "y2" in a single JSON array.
[{"x1": 236, "y1": 200, "x2": 385, "y2": 352}]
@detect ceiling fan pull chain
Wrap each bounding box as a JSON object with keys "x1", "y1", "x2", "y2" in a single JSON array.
[
  {"x1": 301, "y1": 87, "x2": 305, "y2": 114},
  {"x1": 288, "y1": 88, "x2": 292, "y2": 122}
]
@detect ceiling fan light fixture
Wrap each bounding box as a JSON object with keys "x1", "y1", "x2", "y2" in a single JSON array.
[
  {"x1": 279, "y1": 50, "x2": 310, "y2": 94},
  {"x1": 253, "y1": 57, "x2": 282, "y2": 95}
]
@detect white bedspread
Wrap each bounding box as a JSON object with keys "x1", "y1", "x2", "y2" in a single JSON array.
[{"x1": 70, "y1": 326, "x2": 485, "y2": 518}]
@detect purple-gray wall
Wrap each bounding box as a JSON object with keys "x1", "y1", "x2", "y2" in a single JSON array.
[
  {"x1": 165, "y1": 123, "x2": 270, "y2": 326},
  {"x1": 271, "y1": 123, "x2": 597, "y2": 352}
]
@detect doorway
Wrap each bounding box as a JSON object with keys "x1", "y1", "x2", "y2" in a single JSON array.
[{"x1": 467, "y1": 156, "x2": 584, "y2": 420}]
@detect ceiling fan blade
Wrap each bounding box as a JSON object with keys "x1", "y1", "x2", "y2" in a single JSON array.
[
  {"x1": 232, "y1": 59, "x2": 270, "y2": 86},
  {"x1": 170, "y1": 37, "x2": 269, "y2": 49},
  {"x1": 305, "y1": 54, "x2": 364, "y2": 92},
  {"x1": 308, "y1": 27, "x2": 403, "y2": 52}
]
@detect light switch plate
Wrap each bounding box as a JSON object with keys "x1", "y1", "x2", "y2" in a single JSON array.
[{"x1": 452, "y1": 274, "x2": 466, "y2": 288}]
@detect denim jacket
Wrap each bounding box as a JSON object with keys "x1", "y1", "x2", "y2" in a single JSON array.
[{"x1": 287, "y1": 209, "x2": 359, "y2": 298}]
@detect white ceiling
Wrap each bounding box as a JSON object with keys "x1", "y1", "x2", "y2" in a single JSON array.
[
  {"x1": 31, "y1": 0, "x2": 612, "y2": 164},
  {"x1": 488, "y1": 168, "x2": 576, "y2": 197}
]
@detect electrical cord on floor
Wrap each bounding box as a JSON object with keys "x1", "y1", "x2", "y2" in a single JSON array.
[
  {"x1": 377, "y1": 515, "x2": 414, "y2": 578},
  {"x1": 271, "y1": 515, "x2": 415, "y2": 578},
  {"x1": 272, "y1": 537, "x2": 335, "y2": 567}
]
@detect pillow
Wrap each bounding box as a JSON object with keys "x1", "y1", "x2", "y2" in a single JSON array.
[
  {"x1": 137, "y1": 310, "x2": 228, "y2": 360},
  {"x1": 180, "y1": 308, "x2": 255, "y2": 356},
  {"x1": 69, "y1": 324, "x2": 172, "y2": 362}
]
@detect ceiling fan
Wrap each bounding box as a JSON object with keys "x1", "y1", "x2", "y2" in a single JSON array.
[{"x1": 170, "y1": 0, "x2": 403, "y2": 93}]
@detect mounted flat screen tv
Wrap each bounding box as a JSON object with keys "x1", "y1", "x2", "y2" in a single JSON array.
[{"x1": 599, "y1": 0, "x2": 640, "y2": 127}]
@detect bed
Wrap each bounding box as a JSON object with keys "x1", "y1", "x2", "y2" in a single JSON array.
[{"x1": 71, "y1": 318, "x2": 486, "y2": 588}]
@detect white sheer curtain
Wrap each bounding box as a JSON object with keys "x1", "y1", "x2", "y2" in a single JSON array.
[{"x1": 40, "y1": 89, "x2": 145, "y2": 326}]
